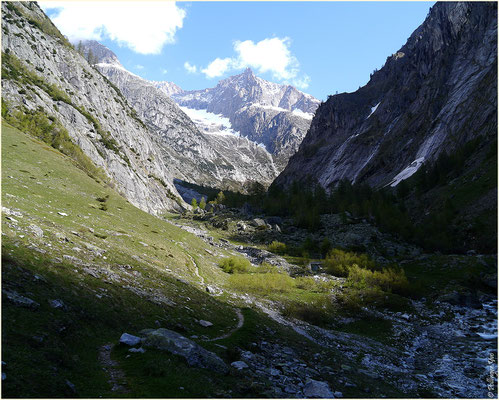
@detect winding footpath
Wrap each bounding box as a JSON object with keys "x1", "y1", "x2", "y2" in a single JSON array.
[
  {"x1": 98, "y1": 343, "x2": 129, "y2": 394},
  {"x1": 204, "y1": 308, "x2": 245, "y2": 342},
  {"x1": 184, "y1": 251, "x2": 205, "y2": 285}
]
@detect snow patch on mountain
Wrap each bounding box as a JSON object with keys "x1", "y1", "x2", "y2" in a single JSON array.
[
  {"x1": 292, "y1": 109, "x2": 314, "y2": 120},
  {"x1": 367, "y1": 102, "x2": 381, "y2": 119},
  {"x1": 388, "y1": 157, "x2": 425, "y2": 187},
  {"x1": 179, "y1": 106, "x2": 240, "y2": 136}
]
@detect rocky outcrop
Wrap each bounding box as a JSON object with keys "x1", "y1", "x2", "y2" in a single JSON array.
[
  {"x1": 173, "y1": 68, "x2": 321, "y2": 170},
  {"x1": 140, "y1": 328, "x2": 229, "y2": 374},
  {"x1": 80, "y1": 41, "x2": 279, "y2": 190},
  {"x1": 274, "y1": 2, "x2": 497, "y2": 189},
  {"x1": 1, "y1": 2, "x2": 183, "y2": 214}
]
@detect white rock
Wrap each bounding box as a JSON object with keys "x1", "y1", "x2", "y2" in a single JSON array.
[
  {"x1": 119, "y1": 333, "x2": 141, "y2": 346},
  {"x1": 128, "y1": 347, "x2": 146, "y2": 353},
  {"x1": 231, "y1": 361, "x2": 249, "y2": 370},
  {"x1": 199, "y1": 320, "x2": 213, "y2": 327}
]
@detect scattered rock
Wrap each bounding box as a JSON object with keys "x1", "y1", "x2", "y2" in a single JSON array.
[
  {"x1": 57, "y1": 212, "x2": 68, "y2": 216},
  {"x1": 128, "y1": 347, "x2": 146, "y2": 353},
  {"x1": 49, "y1": 299, "x2": 65, "y2": 309},
  {"x1": 141, "y1": 328, "x2": 228, "y2": 374},
  {"x1": 119, "y1": 333, "x2": 142, "y2": 347},
  {"x1": 303, "y1": 379, "x2": 335, "y2": 398},
  {"x1": 65, "y1": 380, "x2": 76, "y2": 393},
  {"x1": 251, "y1": 218, "x2": 266, "y2": 228},
  {"x1": 2, "y1": 289, "x2": 39, "y2": 309},
  {"x1": 199, "y1": 320, "x2": 213, "y2": 328},
  {"x1": 284, "y1": 383, "x2": 300, "y2": 394},
  {"x1": 231, "y1": 361, "x2": 249, "y2": 370}
]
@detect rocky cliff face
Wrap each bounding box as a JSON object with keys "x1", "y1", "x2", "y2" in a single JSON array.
[
  {"x1": 1, "y1": 1, "x2": 183, "y2": 214},
  {"x1": 274, "y1": 2, "x2": 497, "y2": 189},
  {"x1": 81, "y1": 41, "x2": 278, "y2": 191},
  {"x1": 151, "y1": 80, "x2": 183, "y2": 97},
  {"x1": 172, "y1": 68, "x2": 321, "y2": 170}
]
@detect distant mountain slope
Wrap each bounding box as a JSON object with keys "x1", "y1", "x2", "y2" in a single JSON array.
[
  {"x1": 151, "y1": 80, "x2": 183, "y2": 97},
  {"x1": 1, "y1": 1, "x2": 183, "y2": 214},
  {"x1": 172, "y1": 68, "x2": 321, "y2": 169},
  {"x1": 81, "y1": 40, "x2": 278, "y2": 190},
  {"x1": 274, "y1": 1, "x2": 497, "y2": 189}
]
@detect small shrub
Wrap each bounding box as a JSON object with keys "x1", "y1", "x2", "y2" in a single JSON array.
[
  {"x1": 323, "y1": 249, "x2": 375, "y2": 277},
  {"x1": 295, "y1": 276, "x2": 336, "y2": 293},
  {"x1": 96, "y1": 195, "x2": 109, "y2": 203},
  {"x1": 199, "y1": 197, "x2": 206, "y2": 210},
  {"x1": 256, "y1": 262, "x2": 278, "y2": 274},
  {"x1": 216, "y1": 191, "x2": 225, "y2": 204},
  {"x1": 268, "y1": 240, "x2": 286, "y2": 254},
  {"x1": 348, "y1": 264, "x2": 409, "y2": 295},
  {"x1": 218, "y1": 256, "x2": 251, "y2": 274},
  {"x1": 191, "y1": 198, "x2": 197, "y2": 208}
]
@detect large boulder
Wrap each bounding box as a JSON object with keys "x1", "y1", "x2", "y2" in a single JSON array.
[
  {"x1": 251, "y1": 218, "x2": 266, "y2": 228},
  {"x1": 120, "y1": 333, "x2": 142, "y2": 346},
  {"x1": 2, "y1": 289, "x2": 39, "y2": 309},
  {"x1": 303, "y1": 379, "x2": 335, "y2": 398},
  {"x1": 141, "y1": 328, "x2": 228, "y2": 374}
]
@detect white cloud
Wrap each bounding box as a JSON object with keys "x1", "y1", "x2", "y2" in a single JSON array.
[
  {"x1": 200, "y1": 37, "x2": 309, "y2": 87},
  {"x1": 201, "y1": 58, "x2": 232, "y2": 78},
  {"x1": 161, "y1": 68, "x2": 168, "y2": 75},
  {"x1": 135, "y1": 64, "x2": 144, "y2": 70},
  {"x1": 39, "y1": 1, "x2": 186, "y2": 55},
  {"x1": 184, "y1": 61, "x2": 197, "y2": 74},
  {"x1": 290, "y1": 75, "x2": 311, "y2": 90},
  {"x1": 233, "y1": 37, "x2": 298, "y2": 81}
]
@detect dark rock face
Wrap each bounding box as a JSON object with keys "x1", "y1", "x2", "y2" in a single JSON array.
[
  {"x1": 275, "y1": 2, "x2": 497, "y2": 189},
  {"x1": 172, "y1": 68, "x2": 321, "y2": 170}
]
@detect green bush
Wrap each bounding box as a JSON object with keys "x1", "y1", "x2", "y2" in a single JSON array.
[
  {"x1": 191, "y1": 198, "x2": 198, "y2": 208},
  {"x1": 268, "y1": 240, "x2": 287, "y2": 254},
  {"x1": 323, "y1": 249, "x2": 375, "y2": 277},
  {"x1": 199, "y1": 197, "x2": 206, "y2": 210},
  {"x1": 295, "y1": 276, "x2": 336, "y2": 293},
  {"x1": 256, "y1": 262, "x2": 278, "y2": 274},
  {"x1": 218, "y1": 256, "x2": 251, "y2": 274},
  {"x1": 348, "y1": 264, "x2": 409, "y2": 295}
]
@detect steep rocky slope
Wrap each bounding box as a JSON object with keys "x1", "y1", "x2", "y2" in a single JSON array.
[
  {"x1": 151, "y1": 80, "x2": 183, "y2": 97},
  {"x1": 1, "y1": 1, "x2": 182, "y2": 214},
  {"x1": 275, "y1": 1, "x2": 497, "y2": 189},
  {"x1": 81, "y1": 41, "x2": 278, "y2": 191},
  {"x1": 173, "y1": 68, "x2": 321, "y2": 169}
]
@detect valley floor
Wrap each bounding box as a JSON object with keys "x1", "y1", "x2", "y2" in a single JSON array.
[{"x1": 2, "y1": 122, "x2": 497, "y2": 398}]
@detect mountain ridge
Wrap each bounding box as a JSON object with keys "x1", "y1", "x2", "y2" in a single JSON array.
[
  {"x1": 274, "y1": 1, "x2": 497, "y2": 189},
  {"x1": 172, "y1": 68, "x2": 320, "y2": 169},
  {"x1": 80, "y1": 40, "x2": 279, "y2": 191}
]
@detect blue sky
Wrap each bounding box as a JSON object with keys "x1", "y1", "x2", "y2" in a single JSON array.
[{"x1": 41, "y1": 1, "x2": 434, "y2": 101}]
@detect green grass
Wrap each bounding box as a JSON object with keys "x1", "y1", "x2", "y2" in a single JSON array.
[
  {"x1": 6, "y1": 118, "x2": 406, "y2": 397},
  {"x1": 0, "y1": 121, "x2": 245, "y2": 397}
]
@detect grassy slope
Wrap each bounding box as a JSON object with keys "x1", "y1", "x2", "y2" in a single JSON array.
[
  {"x1": 7, "y1": 121, "x2": 390, "y2": 398},
  {"x1": 0, "y1": 122, "x2": 266, "y2": 396},
  {"x1": 4, "y1": 121, "x2": 494, "y2": 398}
]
